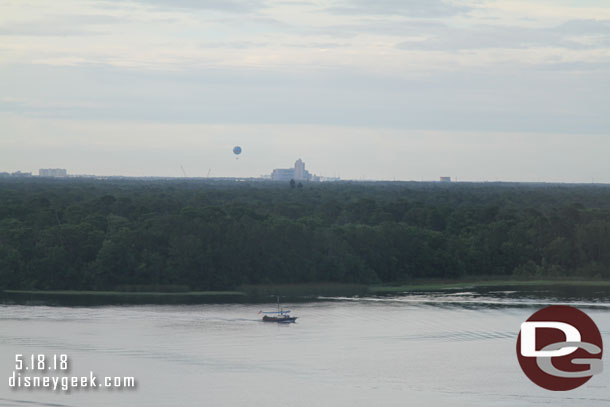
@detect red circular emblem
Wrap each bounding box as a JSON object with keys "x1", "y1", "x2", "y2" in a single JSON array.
[{"x1": 516, "y1": 305, "x2": 603, "y2": 391}]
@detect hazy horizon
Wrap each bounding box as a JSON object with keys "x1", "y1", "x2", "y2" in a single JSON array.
[{"x1": 1, "y1": 0, "x2": 609, "y2": 182}]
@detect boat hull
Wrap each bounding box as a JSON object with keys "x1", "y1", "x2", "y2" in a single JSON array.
[{"x1": 262, "y1": 315, "x2": 297, "y2": 323}]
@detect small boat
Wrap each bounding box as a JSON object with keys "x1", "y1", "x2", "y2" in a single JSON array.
[
  {"x1": 262, "y1": 313, "x2": 297, "y2": 323},
  {"x1": 259, "y1": 296, "x2": 298, "y2": 323}
]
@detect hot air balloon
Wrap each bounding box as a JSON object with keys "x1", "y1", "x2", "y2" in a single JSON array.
[{"x1": 233, "y1": 146, "x2": 242, "y2": 159}]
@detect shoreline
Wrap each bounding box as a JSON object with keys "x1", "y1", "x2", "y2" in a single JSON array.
[
  {"x1": 370, "y1": 278, "x2": 610, "y2": 293},
  {"x1": 2, "y1": 278, "x2": 610, "y2": 305}
]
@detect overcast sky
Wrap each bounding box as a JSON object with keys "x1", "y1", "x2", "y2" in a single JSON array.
[{"x1": 1, "y1": 0, "x2": 609, "y2": 181}]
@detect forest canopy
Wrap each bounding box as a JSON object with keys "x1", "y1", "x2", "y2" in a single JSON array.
[{"x1": 1, "y1": 178, "x2": 610, "y2": 291}]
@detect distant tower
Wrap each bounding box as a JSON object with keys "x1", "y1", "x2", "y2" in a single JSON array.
[{"x1": 294, "y1": 159, "x2": 305, "y2": 180}]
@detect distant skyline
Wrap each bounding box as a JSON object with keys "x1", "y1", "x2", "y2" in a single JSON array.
[{"x1": 1, "y1": 0, "x2": 609, "y2": 182}]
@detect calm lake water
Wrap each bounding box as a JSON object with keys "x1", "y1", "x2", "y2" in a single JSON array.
[{"x1": 1, "y1": 289, "x2": 609, "y2": 406}]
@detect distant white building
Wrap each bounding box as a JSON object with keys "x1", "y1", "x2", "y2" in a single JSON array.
[
  {"x1": 271, "y1": 168, "x2": 296, "y2": 181},
  {"x1": 39, "y1": 168, "x2": 67, "y2": 177},
  {"x1": 271, "y1": 159, "x2": 312, "y2": 181},
  {"x1": 5, "y1": 171, "x2": 32, "y2": 177}
]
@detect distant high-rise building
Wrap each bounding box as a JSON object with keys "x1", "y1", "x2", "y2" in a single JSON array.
[
  {"x1": 39, "y1": 168, "x2": 67, "y2": 177},
  {"x1": 294, "y1": 159, "x2": 305, "y2": 180},
  {"x1": 440, "y1": 176, "x2": 451, "y2": 182},
  {"x1": 271, "y1": 159, "x2": 312, "y2": 181}
]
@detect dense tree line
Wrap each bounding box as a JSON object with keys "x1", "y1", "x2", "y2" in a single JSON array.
[{"x1": 1, "y1": 178, "x2": 610, "y2": 291}]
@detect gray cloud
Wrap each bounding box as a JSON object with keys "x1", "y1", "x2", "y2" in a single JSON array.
[
  {"x1": 557, "y1": 19, "x2": 610, "y2": 35},
  {"x1": 395, "y1": 26, "x2": 550, "y2": 51},
  {"x1": 301, "y1": 19, "x2": 445, "y2": 38},
  {"x1": 0, "y1": 27, "x2": 96, "y2": 36},
  {"x1": 199, "y1": 41, "x2": 269, "y2": 48},
  {"x1": 2, "y1": 63, "x2": 609, "y2": 135},
  {"x1": 100, "y1": 0, "x2": 266, "y2": 13},
  {"x1": 281, "y1": 42, "x2": 350, "y2": 48},
  {"x1": 396, "y1": 19, "x2": 610, "y2": 50},
  {"x1": 0, "y1": 14, "x2": 124, "y2": 37},
  {"x1": 325, "y1": 0, "x2": 470, "y2": 17},
  {"x1": 537, "y1": 61, "x2": 610, "y2": 72}
]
